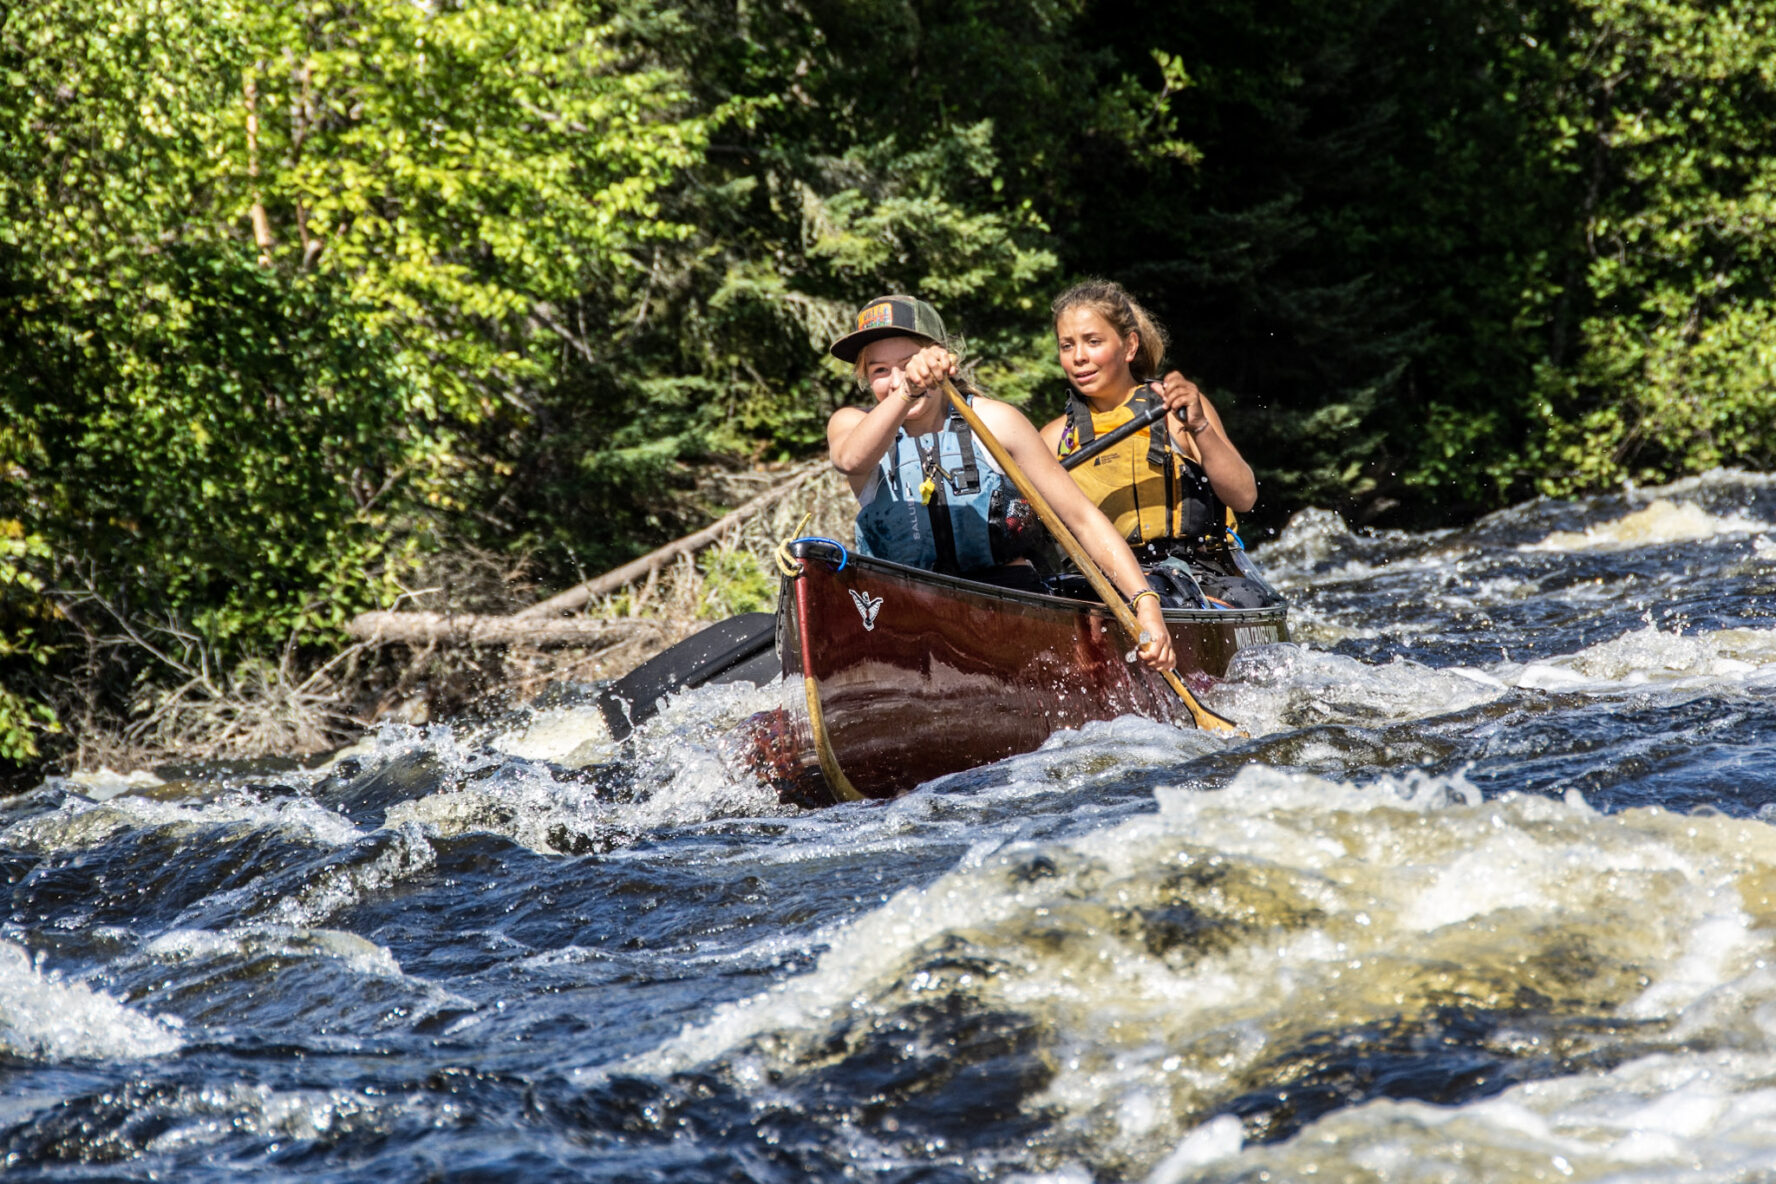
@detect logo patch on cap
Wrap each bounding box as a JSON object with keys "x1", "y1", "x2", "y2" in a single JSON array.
[{"x1": 855, "y1": 302, "x2": 895, "y2": 331}]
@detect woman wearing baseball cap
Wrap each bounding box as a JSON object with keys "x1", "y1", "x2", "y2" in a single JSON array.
[{"x1": 825, "y1": 295, "x2": 1175, "y2": 672}]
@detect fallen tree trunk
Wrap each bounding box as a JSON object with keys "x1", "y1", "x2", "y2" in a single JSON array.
[
  {"x1": 346, "y1": 459, "x2": 828, "y2": 648},
  {"x1": 514, "y1": 459, "x2": 827, "y2": 619},
  {"x1": 346, "y1": 612, "x2": 659, "y2": 648}
]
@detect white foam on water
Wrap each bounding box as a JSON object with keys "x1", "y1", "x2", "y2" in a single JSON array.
[
  {"x1": 597, "y1": 677, "x2": 797, "y2": 822},
  {"x1": 385, "y1": 681, "x2": 793, "y2": 854},
  {"x1": 1181, "y1": 1050, "x2": 1776, "y2": 1182},
  {"x1": 487, "y1": 703, "x2": 612, "y2": 765},
  {"x1": 1499, "y1": 623, "x2": 1776, "y2": 692},
  {"x1": 1009, "y1": 714, "x2": 1226, "y2": 784},
  {"x1": 1145, "y1": 1114, "x2": 1245, "y2": 1183},
  {"x1": 0, "y1": 787, "x2": 365, "y2": 856},
  {"x1": 319, "y1": 688, "x2": 784, "y2": 867},
  {"x1": 610, "y1": 763, "x2": 1776, "y2": 1176},
  {"x1": 140, "y1": 925, "x2": 406, "y2": 980},
  {"x1": 1521, "y1": 497, "x2": 1769, "y2": 553},
  {"x1": 292, "y1": 681, "x2": 797, "y2": 859},
  {"x1": 1001, "y1": 1165, "x2": 1097, "y2": 1184},
  {"x1": 385, "y1": 759, "x2": 612, "y2": 855},
  {"x1": 1202, "y1": 623, "x2": 1776, "y2": 736},
  {"x1": 126, "y1": 923, "x2": 475, "y2": 1034},
  {"x1": 261, "y1": 822, "x2": 436, "y2": 929},
  {"x1": 1212, "y1": 642, "x2": 1508, "y2": 734},
  {"x1": 68, "y1": 1078, "x2": 451, "y2": 1160},
  {"x1": 1253, "y1": 507, "x2": 1468, "y2": 593},
  {"x1": 600, "y1": 786, "x2": 1197, "y2": 1084},
  {"x1": 1048, "y1": 773, "x2": 1776, "y2": 1171},
  {"x1": 1272, "y1": 600, "x2": 1387, "y2": 647},
  {"x1": 0, "y1": 939, "x2": 182, "y2": 1061},
  {"x1": 58, "y1": 767, "x2": 166, "y2": 802}
]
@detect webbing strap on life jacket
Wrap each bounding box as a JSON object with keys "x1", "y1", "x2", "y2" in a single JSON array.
[
  {"x1": 947, "y1": 413, "x2": 982, "y2": 495},
  {"x1": 1064, "y1": 384, "x2": 1178, "y2": 535},
  {"x1": 1063, "y1": 385, "x2": 1171, "y2": 472},
  {"x1": 907, "y1": 409, "x2": 985, "y2": 575},
  {"x1": 1155, "y1": 392, "x2": 1179, "y2": 538},
  {"x1": 909, "y1": 433, "x2": 959, "y2": 574}
]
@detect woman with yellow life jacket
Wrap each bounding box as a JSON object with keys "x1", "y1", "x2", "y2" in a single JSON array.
[{"x1": 1038, "y1": 280, "x2": 1280, "y2": 609}]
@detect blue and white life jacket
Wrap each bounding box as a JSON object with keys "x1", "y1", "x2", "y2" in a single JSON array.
[{"x1": 854, "y1": 402, "x2": 1047, "y2": 575}]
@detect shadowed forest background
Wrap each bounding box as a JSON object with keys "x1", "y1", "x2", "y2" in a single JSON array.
[{"x1": 2, "y1": 0, "x2": 1773, "y2": 778}]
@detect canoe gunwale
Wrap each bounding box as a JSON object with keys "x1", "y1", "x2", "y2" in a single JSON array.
[{"x1": 781, "y1": 539, "x2": 1289, "y2": 629}]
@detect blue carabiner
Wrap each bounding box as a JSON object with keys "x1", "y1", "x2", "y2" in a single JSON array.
[{"x1": 792, "y1": 537, "x2": 850, "y2": 571}]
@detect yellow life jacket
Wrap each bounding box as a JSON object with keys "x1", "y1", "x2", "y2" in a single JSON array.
[{"x1": 1056, "y1": 385, "x2": 1233, "y2": 548}]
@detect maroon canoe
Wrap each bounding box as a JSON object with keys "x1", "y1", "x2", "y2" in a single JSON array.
[{"x1": 734, "y1": 540, "x2": 1288, "y2": 807}]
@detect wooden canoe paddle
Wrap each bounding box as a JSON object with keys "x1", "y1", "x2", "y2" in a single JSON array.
[{"x1": 939, "y1": 379, "x2": 1239, "y2": 734}]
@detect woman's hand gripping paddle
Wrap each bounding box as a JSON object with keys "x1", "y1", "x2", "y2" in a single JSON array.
[{"x1": 939, "y1": 380, "x2": 1239, "y2": 734}]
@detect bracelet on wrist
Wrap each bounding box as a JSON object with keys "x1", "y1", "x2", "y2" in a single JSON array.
[{"x1": 1128, "y1": 588, "x2": 1161, "y2": 612}]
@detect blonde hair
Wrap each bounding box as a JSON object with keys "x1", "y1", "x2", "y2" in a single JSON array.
[{"x1": 1051, "y1": 280, "x2": 1169, "y2": 381}]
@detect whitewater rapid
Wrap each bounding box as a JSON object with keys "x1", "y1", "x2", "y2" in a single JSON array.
[{"x1": 5, "y1": 468, "x2": 1775, "y2": 1181}]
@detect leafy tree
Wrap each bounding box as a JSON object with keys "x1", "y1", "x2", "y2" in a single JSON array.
[
  {"x1": 1021, "y1": 0, "x2": 1578, "y2": 524},
  {"x1": 0, "y1": 524, "x2": 60, "y2": 763},
  {"x1": 1527, "y1": 0, "x2": 1776, "y2": 491},
  {"x1": 0, "y1": 0, "x2": 709, "y2": 768},
  {"x1": 494, "y1": 0, "x2": 1173, "y2": 571}
]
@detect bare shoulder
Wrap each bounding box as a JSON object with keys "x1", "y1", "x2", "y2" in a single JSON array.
[
  {"x1": 971, "y1": 396, "x2": 1041, "y2": 440},
  {"x1": 828, "y1": 404, "x2": 867, "y2": 430}
]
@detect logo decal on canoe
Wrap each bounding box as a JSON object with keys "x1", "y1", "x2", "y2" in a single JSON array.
[{"x1": 849, "y1": 589, "x2": 884, "y2": 630}]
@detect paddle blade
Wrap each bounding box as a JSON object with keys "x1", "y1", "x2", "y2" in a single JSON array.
[
  {"x1": 597, "y1": 612, "x2": 779, "y2": 740},
  {"x1": 1164, "y1": 669, "x2": 1242, "y2": 733}
]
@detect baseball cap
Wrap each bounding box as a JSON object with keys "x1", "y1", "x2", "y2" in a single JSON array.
[{"x1": 828, "y1": 295, "x2": 948, "y2": 363}]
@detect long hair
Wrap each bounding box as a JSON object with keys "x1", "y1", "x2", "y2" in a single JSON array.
[{"x1": 1051, "y1": 280, "x2": 1168, "y2": 381}]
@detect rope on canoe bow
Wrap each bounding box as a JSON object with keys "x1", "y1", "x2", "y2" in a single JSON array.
[{"x1": 775, "y1": 513, "x2": 850, "y2": 577}]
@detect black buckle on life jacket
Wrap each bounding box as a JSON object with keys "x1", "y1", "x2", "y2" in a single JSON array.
[{"x1": 947, "y1": 414, "x2": 982, "y2": 495}]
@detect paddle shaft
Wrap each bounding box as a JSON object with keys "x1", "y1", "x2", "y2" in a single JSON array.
[
  {"x1": 1060, "y1": 399, "x2": 1171, "y2": 471},
  {"x1": 938, "y1": 380, "x2": 1238, "y2": 733}
]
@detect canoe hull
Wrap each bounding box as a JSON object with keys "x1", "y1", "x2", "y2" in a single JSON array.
[{"x1": 734, "y1": 543, "x2": 1287, "y2": 806}]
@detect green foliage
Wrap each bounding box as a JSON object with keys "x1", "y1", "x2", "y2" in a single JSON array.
[
  {"x1": 229, "y1": 0, "x2": 708, "y2": 413},
  {"x1": 1528, "y1": 0, "x2": 1776, "y2": 493},
  {"x1": 3, "y1": 252, "x2": 427, "y2": 643},
  {"x1": 493, "y1": 0, "x2": 1157, "y2": 568},
  {"x1": 0, "y1": 0, "x2": 710, "y2": 768},
  {"x1": 697, "y1": 548, "x2": 774, "y2": 619},
  {"x1": 0, "y1": 527, "x2": 61, "y2": 763}
]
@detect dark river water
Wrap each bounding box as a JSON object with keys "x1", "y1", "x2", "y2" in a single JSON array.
[{"x1": 6, "y1": 469, "x2": 1776, "y2": 1182}]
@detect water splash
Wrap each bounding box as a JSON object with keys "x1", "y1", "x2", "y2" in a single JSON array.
[
  {"x1": 0, "y1": 940, "x2": 182, "y2": 1062},
  {"x1": 1522, "y1": 497, "x2": 1770, "y2": 553},
  {"x1": 1504, "y1": 624, "x2": 1776, "y2": 691}
]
